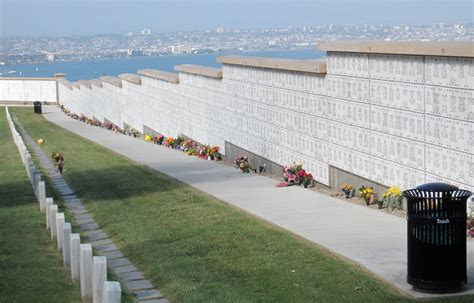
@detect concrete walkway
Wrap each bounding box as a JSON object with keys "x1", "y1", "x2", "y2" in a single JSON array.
[
  {"x1": 42, "y1": 106, "x2": 474, "y2": 299},
  {"x1": 13, "y1": 113, "x2": 169, "y2": 303}
]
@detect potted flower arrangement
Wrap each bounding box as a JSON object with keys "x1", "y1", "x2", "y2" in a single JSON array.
[
  {"x1": 186, "y1": 148, "x2": 196, "y2": 156},
  {"x1": 164, "y1": 137, "x2": 175, "y2": 148},
  {"x1": 297, "y1": 169, "x2": 307, "y2": 185},
  {"x1": 359, "y1": 186, "x2": 374, "y2": 206},
  {"x1": 113, "y1": 126, "x2": 124, "y2": 134},
  {"x1": 93, "y1": 119, "x2": 102, "y2": 127},
  {"x1": 302, "y1": 173, "x2": 313, "y2": 188},
  {"x1": 181, "y1": 139, "x2": 196, "y2": 153},
  {"x1": 207, "y1": 146, "x2": 220, "y2": 160},
  {"x1": 466, "y1": 219, "x2": 474, "y2": 237},
  {"x1": 198, "y1": 146, "x2": 208, "y2": 159},
  {"x1": 340, "y1": 183, "x2": 353, "y2": 199},
  {"x1": 466, "y1": 206, "x2": 474, "y2": 237},
  {"x1": 235, "y1": 156, "x2": 251, "y2": 173},
  {"x1": 86, "y1": 117, "x2": 94, "y2": 126},
  {"x1": 282, "y1": 163, "x2": 313, "y2": 187},
  {"x1": 103, "y1": 121, "x2": 112, "y2": 130},
  {"x1": 153, "y1": 134, "x2": 164, "y2": 145},
  {"x1": 174, "y1": 135, "x2": 185, "y2": 149},
  {"x1": 382, "y1": 186, "x2": 403, "y2": 210},
  {"x1": 51, "y1": 151, "x2": 63, "y2": 163},
  {"x1": 126, "y1": 128, "x2": 139, "y2": 138},
  {"x1": 283, "y1": 165, "x2": 297, "y2": 183}
]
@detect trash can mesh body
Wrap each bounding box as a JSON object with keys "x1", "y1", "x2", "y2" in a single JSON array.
[
  {"x1": 33, "y1": 101, "x2": 42, "y2": 114},
  {"x1": 404, "y1": 186, "x2": 471, "y2": 293}
]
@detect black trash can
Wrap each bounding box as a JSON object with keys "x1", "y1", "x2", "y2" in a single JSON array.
[
  {"x1": 33, "y1": 101, "x2": 42, "y2": 114},
  {"x1": 404, "y1": 182, "x2": 472, "y2": 293}
]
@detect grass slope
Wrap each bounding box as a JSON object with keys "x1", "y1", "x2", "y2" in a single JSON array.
[
  {"x1": 11, "y1": 107, "x2": 474, "y2": 303},
  {"x1": 0, "y1": 107, "x2": 81, "y2": 303},
  {"x1": 10, "y1": 112, "x2": 136, "y2": 303}
]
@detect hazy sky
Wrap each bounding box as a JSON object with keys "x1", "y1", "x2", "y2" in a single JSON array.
[{"x1": 1, "y1": 0, "x2": 473, "y2": 37}]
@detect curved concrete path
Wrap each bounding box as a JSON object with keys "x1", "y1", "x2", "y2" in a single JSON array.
[{"x1": 42, "y1": 106, "x2": 474, "y2": 300}]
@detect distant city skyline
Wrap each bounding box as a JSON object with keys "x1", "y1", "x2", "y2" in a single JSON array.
[
  {"x1": 1, "y1": 0, "x2": 473, "y2": 37},
  {"x1": 2, "y1": 22, "x2": 471, "y2": 66}
]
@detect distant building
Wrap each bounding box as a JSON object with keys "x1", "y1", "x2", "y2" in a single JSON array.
[
  {"x1": 46, "y1": 53, "x2": 55, "y2": 61},
  {"x1": 179, "y1": 45, "x2": 192, "y2": 53},
  {"x1": 141, "y1": 28, "x2": 152, "y2": 35},
  {"x1": 216, "y1": 27, "x2": 224, "y2": 34},
  {"x1": 127, "y1": 49, "x2": 143, "y2": 57},
  {"x1": 168, "y1": 45, "x2": 192, "y2": 54}
]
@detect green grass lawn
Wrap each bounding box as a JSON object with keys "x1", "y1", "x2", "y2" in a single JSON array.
[
  {"x1": 10, "y1": 107, "x2": 474, "y2": 303},
  {"x1": 0, "y1": 107, "x2": 81, "y2": 303},
  {"x1": 10, "y1": 111, "x2": 136, "y2": 303}
]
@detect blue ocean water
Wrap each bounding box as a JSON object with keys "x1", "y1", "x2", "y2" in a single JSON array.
[{"x1": 0, "y1": 49, "x2": 325, "y2": 81}]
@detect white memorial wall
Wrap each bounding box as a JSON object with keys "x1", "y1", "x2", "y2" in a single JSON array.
[
  {"x1": 0, "y1": 79, "x2": 56, "y2": 102},
  {"x1": 57, "y1": 51, "x2": 474, "y2": 192}
]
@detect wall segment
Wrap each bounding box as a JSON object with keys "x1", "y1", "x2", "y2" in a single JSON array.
[{"x1": 0, "y1": 77, "x2": 57, "y2": 103}]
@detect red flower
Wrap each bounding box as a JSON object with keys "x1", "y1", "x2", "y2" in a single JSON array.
[{"x1": 297, "y1": 169, "x2": 307, "y2": 178}]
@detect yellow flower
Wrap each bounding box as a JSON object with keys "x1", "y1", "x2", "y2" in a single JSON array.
[{"x1": 383, "y1": 186, "x2": 402, "y2": 199}]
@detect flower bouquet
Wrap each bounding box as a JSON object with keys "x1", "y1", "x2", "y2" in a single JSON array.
[
  {"x1": 302, "y1": 173, "x2": 313, "y2": 188},
  {"x1": 153, "y1": 135, "x2": 164, "y2": 145},
  {"x1": 51, "y1": 151, "x2": 63, "y2": 163},
  {"x1": 283, "y1": 166, "x2": 297, "y2": 183},
  {"x1": 198, "y1": 146, "x2": 208, "y2": 159},
  {"x1": 181, "y1": 139, "x2": 197, "y2": 153},
  {"x1": 469, "y1": 228, "x2": 474, "y2": 238},
  {"x1": 382, "y1": 186, "x2": 403, "y2": 210},
  {"x1": 164, "y1": 137, "x2": 175, "y2": 148},
  {"x1": 340, "y1": 183, "x2": 353, "y2": 199},
  {"x1": 281, "y1": 163, "x2": 315, "y2": 188},
  {"x1": 207, "y1": 146, "x2": 220, "y2": 160},
  {"x1": 235, "y1": 156, "x2": 250, "y2": 173},
  {"x1": 113, "y1": 126, "x2": 124, "y2": 134},
  {"x1": 467, "y1": 206, "x2": 474, "y2": 237},
  {"x1": 359, "y1": 186, "x2": 374, "y2": 206},
  {"x1": 186, "y1": 148, "x2": 196, "y2": 156},
  {"x1": 174, "y1": 135, "x2": 185, "y2": 149},
  {"x1": 103, "y1": 121, "x2": 114, "y2": 130},
  {"x1": 129, "y1": 128, "x2": 140, "y2": 138},
  {"x1": 467, "y1": 219, "x2": 474, "y2": 237}
]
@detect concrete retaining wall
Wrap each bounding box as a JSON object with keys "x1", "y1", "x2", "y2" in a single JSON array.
[
  {"x1": 7, "y1": 41, "x2": 474, "y2": 192},
  {"x1": 0, "y1": 78, "x2": 57, "y2": 103}
]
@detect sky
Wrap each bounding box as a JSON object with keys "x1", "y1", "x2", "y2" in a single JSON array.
[{"x1": 1, "y1": 0, "x2": 473, "y2": 37}]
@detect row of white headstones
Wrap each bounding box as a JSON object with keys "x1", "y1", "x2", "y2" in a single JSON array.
[{"x1": 5, "y1": 107, "x2": 121, "y2": 303}]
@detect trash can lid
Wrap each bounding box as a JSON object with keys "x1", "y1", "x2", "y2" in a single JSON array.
[{"x1": 416, "y1": 182, "x2": 458, "y2": 192}]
